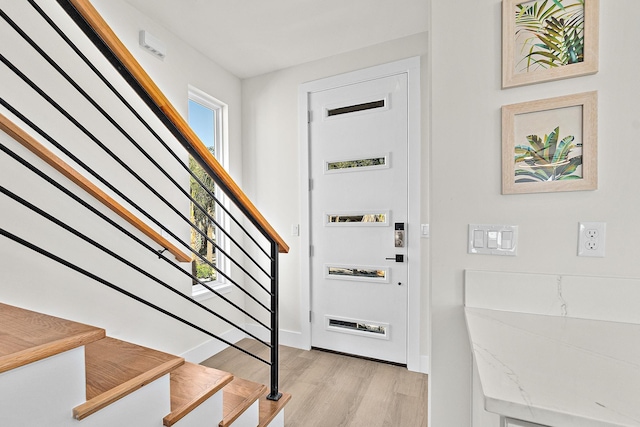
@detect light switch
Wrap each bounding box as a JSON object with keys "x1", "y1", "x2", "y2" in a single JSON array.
[
  {"x1": 468, "y1": 224, "x2": 518, "y2": 256},
  {"x1": 473, "y1": 230, "x2": 484, "y2": 248},
  {"x1": 487, "y1": 231, "x2": 499, "y2": 249},
  {"x1": 501, "y1": 231, "x2": 513, "y2": 249}
]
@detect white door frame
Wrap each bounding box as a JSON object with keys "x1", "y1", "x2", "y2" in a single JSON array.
[{"x1": 298, "y1": 57, "x2": 422, "y2": 372}]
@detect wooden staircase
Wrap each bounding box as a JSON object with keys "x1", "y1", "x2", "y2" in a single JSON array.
[{"x1": 0, "y1": 302, "x2": 290, "y2": 427}]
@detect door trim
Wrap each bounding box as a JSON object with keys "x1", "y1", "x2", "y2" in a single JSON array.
[{"x1": 298, "y1": 57, "x2": 422, "y2": 371}]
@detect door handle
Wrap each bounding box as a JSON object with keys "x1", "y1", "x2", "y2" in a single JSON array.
[{"x1": 385, "y1": 254, "x2": 404, "y2": 262}]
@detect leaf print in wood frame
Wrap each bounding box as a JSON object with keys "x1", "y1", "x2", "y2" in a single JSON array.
[
  {"x1": 502, "y1": 92, "x2": 598, "y2": 194},
  {"x1": 502, "y1": 0, "x2": 599, "y2": 88}
]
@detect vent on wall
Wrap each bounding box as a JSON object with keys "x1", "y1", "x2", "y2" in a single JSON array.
[{"x1": 139, "y1": 30, "x2": 166, "y2": 59}]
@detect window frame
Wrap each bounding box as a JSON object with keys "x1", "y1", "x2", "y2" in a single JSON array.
[{"x1": 187, "y1": 86, "x2": 231, "y2": 300}]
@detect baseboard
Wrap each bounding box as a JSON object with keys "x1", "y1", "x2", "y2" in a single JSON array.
[
  {"x1": 420, "y1": 355, "x2": 430, "y2": 374},
  {"x1": 243, "y1": 322, "x2": 429, "y2": 373},
  {"x1": 279, "y1": 329, "x2": 305, "y2": 348},
  {"x1": 182, "y1": 326, "x2": 305, "y2": 363},
  {"x1": 180, "y1": 328, "x2": 246, "y2": 363},
  {"x1": 244, "y1": 324, "x2": 306, "y2": 349}
]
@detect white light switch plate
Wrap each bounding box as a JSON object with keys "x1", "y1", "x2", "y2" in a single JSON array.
[{"x1": 468, "y1": 224, "x2": 518, "y2": 256}]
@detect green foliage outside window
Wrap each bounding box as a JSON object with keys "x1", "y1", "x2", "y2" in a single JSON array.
[
  {"x1": 327, "y1": 157, "x2": 386, "y2": 171},
  {"x1": 190, "y1": 147, "x2": 217, "y2": 280}
]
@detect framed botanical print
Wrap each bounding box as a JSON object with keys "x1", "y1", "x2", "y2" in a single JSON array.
[
  {"x1": 502, "y1": 91, "x2": 597, "y2": 194},
  {"x1": 502, "y1": 0, "x2": 599, "y2": 88}
]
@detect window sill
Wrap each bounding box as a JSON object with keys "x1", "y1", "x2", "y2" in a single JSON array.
[{"x1": 192, "y1": 281, "x2": 232, "y2": 302}]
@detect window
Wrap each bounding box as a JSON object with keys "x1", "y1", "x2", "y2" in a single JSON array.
[{"x1": 187, "y1": 87, "x2": 229, "y2": 299}]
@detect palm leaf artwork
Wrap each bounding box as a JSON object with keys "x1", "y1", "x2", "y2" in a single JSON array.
[
  {"x1": 514, "y1": 126, "x2": 582, "y2": 183},
  {"x1": 515, "y1": 0, "x2": 585, "y2": 72}
]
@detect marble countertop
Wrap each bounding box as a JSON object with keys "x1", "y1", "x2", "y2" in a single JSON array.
[{"x1": 465, "y1": 307, "x2": 640, "y2": 427}]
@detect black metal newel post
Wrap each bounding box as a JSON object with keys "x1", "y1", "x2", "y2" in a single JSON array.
[{"x1": 268, "y1": 241, "x2": 282, "y2": 401}]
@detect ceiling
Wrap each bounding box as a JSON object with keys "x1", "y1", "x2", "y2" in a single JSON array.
[{"x1": 122, "y1": 0, "x2": 429, "y2": 79}]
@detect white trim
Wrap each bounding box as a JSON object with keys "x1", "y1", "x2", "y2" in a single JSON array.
[
  {"x1": 298, "y1": 57, "x2": 422, "y2": 369},
  {"x1": 244, "y1": 324, "x2": 305, "y2": 349},
  {"x1": 181, "y1": 325, "x2": 306, "y2": 364},
  {"x1": 419, "y1": 355, "x2": 431, "y2": 375},
  {"x1": 279, "y1": 328, "x2": 305, "y2": 349},
  {"x1": 180, "y1": 328, "x2": 246, "y2": 363},
  {"x1": 187, "y1": 86, "x2": 231, "y2": 299},
  {"x1": 405, "y1": 57, "x2": 422, "y2": 373},
  {"x1": 192, "y1": 282, "x2": 232, "y2": 302},
  {"x1": 187, "y1": 85, "x2": 228, "y2": 170}
]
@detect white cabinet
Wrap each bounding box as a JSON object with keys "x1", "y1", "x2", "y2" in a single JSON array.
[
  {"x1": 503, "y1": 417, "x2": 550, "y2": 427},
  {"x1": 466, "y1": 272, "x2": 640, "y2": 427}
]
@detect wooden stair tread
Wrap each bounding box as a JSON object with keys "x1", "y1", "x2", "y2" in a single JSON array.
[
  {"x1": 258, "y1": 391, "x2": 292, "y2": 427},
  {"x1": 0, "y1": 302, "x2": 105, "y2": 374},
  {"x1": 163, "y1": 362, "x2": 233, "y2": 426},
  {"x1": 73, "y1": 336, "x2": 184, "y2": 420},
  {"x1": 220, "y1": 377, "x2": 267, "y2": 427}
]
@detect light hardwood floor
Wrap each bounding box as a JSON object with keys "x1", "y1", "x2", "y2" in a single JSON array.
[{"x1": 201, "y1": 339, "x2": 428, "y2": 427}]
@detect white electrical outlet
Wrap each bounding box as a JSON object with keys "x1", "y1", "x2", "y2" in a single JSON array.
[{"x1": 578, "y1": 222, "x2": 606, "y2": 257}]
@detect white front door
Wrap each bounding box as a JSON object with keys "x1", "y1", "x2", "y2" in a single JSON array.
[{"x1": 309, "y1": 73, "x2": 409, "y2": 364}]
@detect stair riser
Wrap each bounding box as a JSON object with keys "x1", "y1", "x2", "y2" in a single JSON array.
[
  {"x1": 172, "y1": 393, "x2": 223, "y2": 427},
  {"x1": 228, "y1": 401, "x2": 259, "y2": 427},
  {"x1": 0, "y1": 348, "x2": 85, "y2": 427},
  {"x1": 266, "y1": 410, "x2": 284, "y2": 427},
  {"x1": 78, "y1": 374, "x2": 171, "y2": 426}
]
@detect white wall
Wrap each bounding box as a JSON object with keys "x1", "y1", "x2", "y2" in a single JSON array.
[
  {"x1": 91, "y1": 0, "x2": 243, "y2": 185},
  {"x1": 0, "y1": 0, "x2": 244, "y2": 358},
  {"x1": 430, "y1": 1, "x2": 640, "y2": 426},
  {"x1": 240, "y1": 33, "x2": 429, "y2": 348},
  {"x1": 241, "y1": 1, "x2": 640, "y2": 425}
]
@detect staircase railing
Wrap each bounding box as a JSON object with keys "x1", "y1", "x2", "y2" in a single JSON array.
[{"x1": 0, "y1": 0, "x2": 287, "y2": 400}]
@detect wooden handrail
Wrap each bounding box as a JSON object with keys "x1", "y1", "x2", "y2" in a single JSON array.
[
  {"x1": 66, "y1": 0, "x2": 289, "y2": 254},
  {"x1": 0, "y1": 113, "x2": 192, "y2": 263}
]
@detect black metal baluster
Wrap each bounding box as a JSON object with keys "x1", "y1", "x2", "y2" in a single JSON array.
[{"x1": 268, "y1": 241, "x2": 282, "y2": 401}]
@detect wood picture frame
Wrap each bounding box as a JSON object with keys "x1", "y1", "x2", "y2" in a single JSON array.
[
  {"x1": 502, "y1": 0, "x2": 599, "y2": 88},
  {"x1": 502, "y1": 91, "x2": 597, "y2": 194}
]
